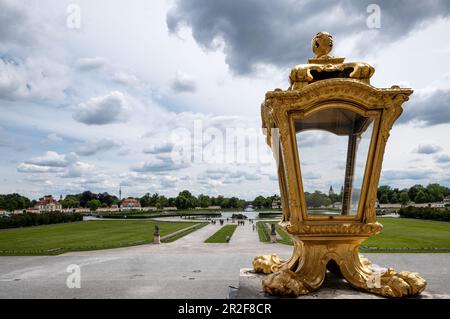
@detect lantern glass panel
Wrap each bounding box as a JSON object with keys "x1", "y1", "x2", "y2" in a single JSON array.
[{"x1": 294, "y1": 108, "x2": 374, "y2": 216}]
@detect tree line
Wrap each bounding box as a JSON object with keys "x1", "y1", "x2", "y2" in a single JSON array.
[
  {"x1": 377, "y1": 184, "x2": 450, "y2": 205},
  {"x1": 1, "y1": 183, "x2": 449, "y2": 212},
  {"x1": 139, "y1": 190, "x2": 247, "y2": 210}
]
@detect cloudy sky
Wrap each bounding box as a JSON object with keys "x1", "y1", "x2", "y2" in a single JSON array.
[{"x1": 1, "y1": 0, "x2": 450, "y2": 200}]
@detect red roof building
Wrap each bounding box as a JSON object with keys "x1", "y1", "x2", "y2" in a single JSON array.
[
  {"x1": 35, "y1": 195, "x2": 62, "y2": 213},
  {"x1": 121, "y1": 197, "x2": 141, "y2": 211}
]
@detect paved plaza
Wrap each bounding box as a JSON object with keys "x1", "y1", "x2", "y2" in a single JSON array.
[{"x1": 0, "y1": 221, "x2": 449, "y2": 299}]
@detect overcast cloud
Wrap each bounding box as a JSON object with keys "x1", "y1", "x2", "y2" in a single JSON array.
[{"x1": 167, "y1": 0, "x2": 450, "y2": 74}]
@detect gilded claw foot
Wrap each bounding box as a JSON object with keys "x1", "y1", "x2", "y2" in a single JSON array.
[
  {"x1": 262, "y1": 270, "x2": 310, "y2": 296},
  {"x1": 252, "y1": 253, "x2": 285, "y2": 274},
  {"x1": 365, "y1": 268, "x2": 427, "y2": 297}
]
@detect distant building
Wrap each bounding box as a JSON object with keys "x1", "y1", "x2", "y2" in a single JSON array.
[
  {"x1": 271, "y1": 200, "x2": 281, "y2": 209},
  {"x1": 143, "y1": 206, "x2": 158, "y2": 211},
  {"x1": 74, "y1": 208, "x2": 90, "y2": 213},
  {"x1": 444, "y1": 195, "x2": 450, "y2": 207},
  {"x1": 207, "y1": 205, "x2": 221, "y2": 210},
  {"x1": 121, "y1": 197, "x2": 142, "y2": 211},
  {"x1": 332, "y1": 202, "x2": 342, "y2": 210},
  {"x1": 329, "y1": 186, "x2": 335, "y2": 196},
  {"x1": 35, "y1": 195, "x2": 62, "y2": 213},
  {"x1": 430, "y1": 202, "x2": 445, "y2": 208},
  {"x1": 163, "y1": 207, "x2": 178, "y2": 211},
  {"x1": 96, "y1": 207, "x2": 120, "y2": 213},
  {"x1": 379, "y1": 203, "x2": 402, "y2": 209}
]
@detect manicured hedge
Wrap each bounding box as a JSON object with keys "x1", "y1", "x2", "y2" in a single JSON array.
[
  {"x1": 256, "y1": 221, "x2": 271, "y2": 242},
  {"x1": 0, "y1": 212, "x2": 83, "y2": 229},
  {"x1": 398, "y1": 206, "x2": 450, "y2": 221}
]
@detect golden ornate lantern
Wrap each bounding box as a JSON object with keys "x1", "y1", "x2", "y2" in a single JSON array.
[{"x1": 253, "y1": 32, "x2": 426, "y2": 297}]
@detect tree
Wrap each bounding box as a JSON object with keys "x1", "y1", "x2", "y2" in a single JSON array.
[
  {"x1": 399, "y1": 192, "x2": 410, "y2": 206},
  {"x1": 80, "y1": 191, "x2": 97, "y2": 207},
  {"x1": 98, "y1": 192, "x2": 118, "y2": 207},
  {"x1": 306, "y1": 191, "x2": 331, "y2": 208},
  {"x1": 414, "y1": 190, "x2": 429, "y2": 204},
  {"x1": 61, "y1": 196, "x2": 80, "y2": 209},
  {"x1": 0, "y1": 194, "x2": 31, "y2": 211},
  {"x1": 157, "y1": 195, "x2": 168, "y2": 209},
  {"x1": 426, "y1": 184, "x2": 444, "y2": 202},
  {"x1": 377, "y1": 185, "x2": 391, "y2": 202},
  {"x1": 253, "y1": 196, "x2": 266, "y2": 208},
  {"x1": 198, "y1": 194, "x2": 211, "y2": 208},
  {"x1": 87, "y1": 199, "x2": 101, "y2": 211},
  {"x1": 379, "y1": 193, "x2": 389, "y2": 204},
  {"x1": 389, "y1": 193, "x2": 398, "y2": 204},
  {"x1": 408, "y1": 185, "x2": 425, "y2": 204},
  {"x1": 175, "y1": 195, "x2": 190, "y2": 210}
]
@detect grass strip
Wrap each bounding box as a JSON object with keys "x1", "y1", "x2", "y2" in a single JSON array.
[{"x1": 204, "y1": 224, "x2": 238, "y2": 243}]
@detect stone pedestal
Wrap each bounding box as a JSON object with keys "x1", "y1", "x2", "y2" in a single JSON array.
[
  {"x1": 154, "y1": 235, "x2": 161, "y2": 244},
  {"x1": 270, "y1": 234, "x2": 277, "y2": 243},
  {"x1": 233, "y1": 268, "x2": 437, "y2": 299}
]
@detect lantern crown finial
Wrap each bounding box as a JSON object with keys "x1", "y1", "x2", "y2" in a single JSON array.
[
  {"x1": 289, "y1": 32, "x2": 375, "y2": 90},
  {"x1": 312, "y1": 31, "x2": 333, "y2": 58}
]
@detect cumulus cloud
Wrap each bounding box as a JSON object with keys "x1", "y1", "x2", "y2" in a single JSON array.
[
  {"x1": 112, "y1": 71, "x2": 140, "y2": 86},
  {"x1": 171, "y1": 71, "x2": 197, "y2": 92},
  {"x1": 17, "y1": 151, "x2": 94, "y2": 180},
  {"x1": 414, "y1": 142, "x2": 443, "y2": 154},
  {"x1": 0, "y1": 0, "x2": 37, "y2": 47},
  {"x1": 297, "y1": 132, "x2": 331, "y2": 148},
  {"x1": 25, "y1": 151, "x2": 77, "y2": 168},
  {"x1": 72, "y1": 91, "x2": 130, "y2": 125},
  {"x1": 204, "y1": 167, "x2": 261, "y2": 182},
  {"x1": 303, "y1": 172, "x2": 322, "y2": 180},
  {"x1": 143, "y1": 142, "x2": 174, "y2": 154},
  {"x1": 434, "y1": 153, "x2": 450, "y2": 164},
  {"x1": 160, "y1": 175, "x2": 179, "y2": 188},
  {"x1": 399, "y1": 89, "x2": 450, "y2": 126},
  {"x1": 167, "y1": 0, "x2": 450, "y2": 74},
  {"x1": 131, "y1": 154, "x2": 189, "y2": 173},
  {"x1": 0, "y1": 56, "x2": 69, "y2": 101},
  {"x1": 45, "y1": 133, "x2": 63, "y2": 143},
  {"x1": 60, "y1": 161, "x2": 94, "y2": 178},
  {"x1": 76, "y1": 139, "x2": 120, "y2": 156},
  {"x1": 17, "y1": 163, "x2": 65, "y2": 173},
  {"x1": 76, "y1": 57, "x2": 107, "y2": 71},
  {"x1": 380, "y1": 168, "x2": 438, "y2": 181},
  {"x1": 119, "y1": 172, "x2": 157, "y2": 186}
]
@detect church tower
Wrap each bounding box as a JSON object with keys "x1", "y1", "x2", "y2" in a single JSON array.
[{"x1": 328, "y1": 185, "x2": 334, "y2": 196}]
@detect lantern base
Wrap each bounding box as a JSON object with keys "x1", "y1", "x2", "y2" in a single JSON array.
[{"x1": 253, "y1": 237, "x2": 426, "y2": 298}]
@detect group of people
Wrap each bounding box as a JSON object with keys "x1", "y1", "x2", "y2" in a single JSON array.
[
  {"x1": 209, "y1": 219, "x2": 225, "y2": 225},
  {"x1": 208, "y1": 217, "x2": 259, "y2": 231}
]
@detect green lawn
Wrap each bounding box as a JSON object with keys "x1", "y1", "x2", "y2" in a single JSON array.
[
  {"x1": 205, "y1": 224, "x2": 238, "y2": 243},
  {"x1": 275, "y1": 224, "x2": 293, "y2": 245},
  {"x1": 0, "y1": 220, "x2": 202, "y2": 255},
  {"x1": 361, "y1": 217, "x2": 450, "y2": 252},
  {"x1": 256, "y1": 218, "x2": 450, "y2": 252}
]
